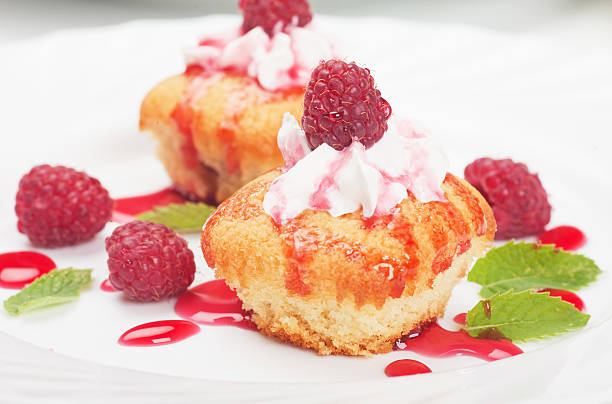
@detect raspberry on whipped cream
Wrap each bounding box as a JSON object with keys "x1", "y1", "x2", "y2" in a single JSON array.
[
  {"x1": 184, "y1": 24, "x2": 334, "y2": 91},
  {"x1": 302, "y1": 60, "x2": 391, "y2": 150},
  {"x1": 263, "y1": 113, "x2": 448, "y2": 223}
]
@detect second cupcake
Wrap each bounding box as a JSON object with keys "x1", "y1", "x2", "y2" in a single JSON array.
[{"x1": 140, "y1": 0, "x2": 334, "y2": 203}]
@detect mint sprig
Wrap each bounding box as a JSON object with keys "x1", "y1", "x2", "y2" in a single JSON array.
[
  {"x1": 468, "y1": 241, "x2": 601, "y2": 298},
  {"x1": 135, "y1": 202, "x2": 215, "y2": 233},
  {"x1": 464, "y1": 290, "x2": 590, "y2": 341},
  {"x1": 4, "y1": 268, "x2": 92, "y2": 315}
]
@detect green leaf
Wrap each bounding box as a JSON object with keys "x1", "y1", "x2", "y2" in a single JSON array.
[
  {"x1": 468, "y1": 241, "x2": 601, "y2": 298},
  {"x1": 4, "y1": 268, "x2": 92, "y2": 315},
  {"x1": 136, "y1": 202, "x2": 215, "y2": 233},
  {"x1": 464, "y1": 290, "x2": 590, "y2": 341}
]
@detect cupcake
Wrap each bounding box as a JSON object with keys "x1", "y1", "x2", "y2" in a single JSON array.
[
  {"x1": 140, "y1": 0, "x2": 334, "y2": 203},
  {"x1": 201, "y1": 60, "x2": 496, "y2": 355}
]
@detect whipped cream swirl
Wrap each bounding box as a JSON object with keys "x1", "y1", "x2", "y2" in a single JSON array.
[
  {"x1": 184, "y1": 24, "x2": 333, "y2": 91},
  {"x1": 263, "y1": 113, "x2": 448, "y2": 223}
]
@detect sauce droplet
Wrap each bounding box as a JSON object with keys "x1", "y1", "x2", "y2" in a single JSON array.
[
  {"x1": 539, "y1": 226, "x2": 586, "y2": 251},
  {"x1": 453, "y1": 313, "x2": 467, "y2": 325},
  {"x1": 539, "y1": 288, "x2": 585, "y2": 311},
  {"x1": 385, "y1": 359, "x2": 432, "y2": 377},
  {"x1": 482, "y1": 299, "x2": 492, "y2": 319},
  {"x1": 381, "y1": 97, "x2": 392, "y2": 119},
  {"x1": 174, "y1": 279, "x2": 257, "y2": 330},
  {"x1": 329, "y1": 111, "x2": 342, "y2": 122},
  {"x1": 113, "y1": 187, "x2": 189, "y2": 223},
  {"x1": 118, "y1": 320, "x2": 200, "y2": 347},
  {"x1": 395, "y1": 323, "x2": 522, "y2": 361},
  {"x1": 100, "y1": 279, "x2": 117, "y2": 292},
  {"x1": 0, "y1": 251, "x2": 56, "y2": 289}
]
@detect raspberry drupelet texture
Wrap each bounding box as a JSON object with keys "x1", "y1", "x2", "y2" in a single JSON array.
[
  {"x1": 301, "y1": 59, "x2": 391, "y2": 151},
  {"x1": 465, "y1": 157, "x2": 551, "y2": 240},
  {"x1": 15, "y1": 164, "x2": 113, "y2": 247},
  {"x1": 239, "y1": 0, "x2": 312, "y2": 36},
  {"x1": 105, "y1": 221, "x2": 196, "y2": 302}
]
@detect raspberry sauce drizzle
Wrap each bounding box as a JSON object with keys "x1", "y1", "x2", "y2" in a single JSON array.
[
  {"x1": 0, "y1": 251, "x2": 56, "y2": 289},
  {"x1": 539, "y1": 226, "x2": 586, "y2": 251},
  {"x1": 395, "y1": 323, "x2": 522, "y2": 361},
  {"x1": 100, "y1": 279, "x2": 117, "y2": 292},
  {"x1": 539, "y1": 288, "x2": 585, "y2": 311},
  {"x1": 385, "y1": 359, "x2": 432, "y2": 377},
  {"x1": 308, "y1": 150, "x2": 352, "y2": 210},
  {"x1": 112, "y1": 187, "x2": 189, "y2": 223},
  {"x1": 174, "y1": 279, "x2": 257, "y2": 330},
  {"x1": 118, "y1": 320, "x2": 200, "y2": 347}
]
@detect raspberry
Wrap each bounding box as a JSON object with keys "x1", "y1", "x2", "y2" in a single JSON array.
[
  {"x1": 239, "y1": 0, "x2": 312, "y2": 36},
  {"x1": 15, "y1": 164, "x2": 113, "y2": 247},
  {"x1": 302, "y1": 59, "x2": 391, "y2": 151},
  {"x1": 465, "y1": 158, "x2": 551, "y2": 240},
  {"x1": 105, "y1": 221, "x2": 195, "y2": 302}
]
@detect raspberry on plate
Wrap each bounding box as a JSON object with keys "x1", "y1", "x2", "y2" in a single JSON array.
[
  {"x1": 302, "y1": 59, "x2": 391, "y2": 151},
  {"x1": 15, "y1": 164, "x2": 113, "y2": 247},
  {"x1": 105, "y1": 221, "x2": 196, "y2": 302},
  {"x1": 240, "y1": 0, "x2": 313, "y2": 36},
  {"x1": 464, "y1": 157, "x2": 551, "y2": 240}
]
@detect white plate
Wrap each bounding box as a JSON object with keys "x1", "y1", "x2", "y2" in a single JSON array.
[{"x1": 1, "y1": 15, "x2": 612, "y2": 403}]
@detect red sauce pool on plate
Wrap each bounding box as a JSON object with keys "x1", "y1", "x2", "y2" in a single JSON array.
[
  {"x1": 112, "y1": 187, "x2": 188, "y2": 223},
  {"x1": 539, "y1": 288, "x2": 585, "y2": 311},
  {"x1": 100, "y1": 279, "x2": 117, "y2": 292},
  {"x1": 395, "y1": 323, "x2": 522, "y2": 361},
  {"x1": 385, "y1": 359, "x2": 432, "y2": 377},
  {"x1": 539, "y1": 226, "x2": 586, "y2": 251},
  {"x1": 0, "y1": 251, "x2": 56, "y2": 289},
  {"x1": 118, "y1": 320, "x2": 200, "y2": 346},
  {"x1": 174, "y1": 279, "x2": 257, "y2": 330}
]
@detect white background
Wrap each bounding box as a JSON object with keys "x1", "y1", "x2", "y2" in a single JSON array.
[{"x1": 1, "y1": 0, "x2": 612, "y2": 43}]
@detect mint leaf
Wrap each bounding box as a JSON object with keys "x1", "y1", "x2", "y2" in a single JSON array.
[
  {"x1": 464, "y1": 290, "x2": 590, "y2": 341},
  {"x1": 136, "y1": 202, "x2": 215, "y2": 233},
  {"x1": 468, "y1": 241, "x2": 601, "y2": 298},
  {"x1": 4, "y1": 268, "x2": 92, "y2": 315}
]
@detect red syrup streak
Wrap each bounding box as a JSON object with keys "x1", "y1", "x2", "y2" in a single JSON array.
[
  {"x1": 171, "y1": 87, "x2": 201, "y2": 171},
  {"x1": 174, "y1": 279, "x2": 257, "y2": 330},
  {"x1": 217, "y1": 127, "x2": 240, "y2": 175},
  {"x1": 0, "y1": 251, "x2": 56, "y2": 289},
  {"x1": 185, "y1": 64, "x2": 205, "y2": 76},
  {"x1": 539, "y1": 226, "x2": 586, "y2": 251},
  {"x1": 118, "y1": 320, "x2": 200, "y2": 347},
  {"x1": 309, "y1": 146, "x2": 353, "y2": 210},
  {"x1": 385, "y1": 359, "x2": 432, "y2": 377},
  {"x1": 395, "y1": 323, "x2": 523, "y2": 361},
  {"x1": 100, "y1": 279, "x2": 117, "y2": 292},
  {"x1": 539, "y1": 288, "x2": 585, "y2": 311},
  {"x1": 112, "y1": 187, "x2": 188, "y2": 223},
  {"x1": 453, "y1": 313, "x2": 467, "y2": 325}
]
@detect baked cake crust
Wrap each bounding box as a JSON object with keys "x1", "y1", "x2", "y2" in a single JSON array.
[{"x1": 202, "y1": 170, "x2": 496, "y2": 355}]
